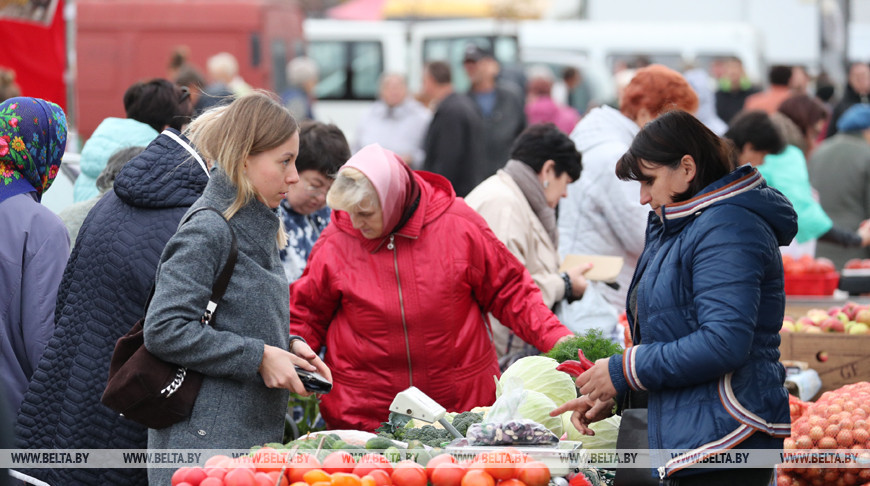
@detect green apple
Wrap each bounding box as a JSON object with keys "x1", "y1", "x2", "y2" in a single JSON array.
[
  {"x1": 849, "y1": 323, "x2": 870, "y2": 335},
  {"x1": 781, "y1": 321, "x2": 795, "y2": 333}
]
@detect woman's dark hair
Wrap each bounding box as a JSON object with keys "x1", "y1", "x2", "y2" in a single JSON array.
[
  {"x1": 510, "y1": 123, "x2": 582, "y2": 181},
  {"x1": 123, "y1": 78, "x2": 193, "y2": 132},
  {"x1": 777, "y1": 94, "x2": 828, "y2": 139},
  {"x1": 296, "y1": 121, "x2": 350, "y2": 177},
  {"x1": 616, "y1": 110, "x2": 734, "y2": 203},
  {"x1": 724, "y1": 110, "x2": 785, "y2": 154}
]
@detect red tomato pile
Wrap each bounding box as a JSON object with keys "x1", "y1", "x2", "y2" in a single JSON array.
[
  {"x1": 845, "y1": 259, "x2": 870, "y2": 270},
  {"x1": 783, "y1": 255, "x2": 837, "y2": 275},
  {"x1": 777, "y1": 383, "x2": 870, "y2": 486},
  {"x1": 171, "y1": 449, "x2": 552, "y2": 486}
]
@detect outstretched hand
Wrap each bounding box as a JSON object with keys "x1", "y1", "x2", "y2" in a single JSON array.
[{"x1": 550, "y1": 396, "x2": 614, "y2": 435}]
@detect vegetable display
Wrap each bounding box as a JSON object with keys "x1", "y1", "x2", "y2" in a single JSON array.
[
  {"x1": 495, "y1": 356, "x2": 577, "y2": 406},
  {"x1": 543, "y1": 329, "x2": 623, "y2": 364}
]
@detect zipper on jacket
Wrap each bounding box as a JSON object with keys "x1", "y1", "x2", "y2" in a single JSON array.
[
  {"x1": 389, "y1": 234, "x2": 414, "y2": 386},
  {"x1": 658, "y1": 466, "x2": 666, "y2": 483}
]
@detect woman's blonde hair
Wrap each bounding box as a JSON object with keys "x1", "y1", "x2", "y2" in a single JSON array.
[
  {"x1": 186, "y1": 91, "x2": 299, "y2": 247},
  {"x1": 326, "y1": 167, "x2": 379, "y2": 213}
]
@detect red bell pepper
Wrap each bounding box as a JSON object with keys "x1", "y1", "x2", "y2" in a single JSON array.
[{"x1": 555, "y1": 350, "x2": 596, "y2": 378}]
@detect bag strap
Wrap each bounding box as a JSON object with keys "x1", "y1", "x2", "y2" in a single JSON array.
[
  {"x1": 181, "y1": 207, "x2": 238, "y2": 326},
  {"x1": 162, "y1": 129, "x2": 210, "y2": 177},
  {"x1": 141, "y1": 207, "x2": 238, "y2": 326}
]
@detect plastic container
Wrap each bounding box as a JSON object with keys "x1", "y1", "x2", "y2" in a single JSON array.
[{"x1": 784, "y1": 272, "x2": 839, "y2": 296}]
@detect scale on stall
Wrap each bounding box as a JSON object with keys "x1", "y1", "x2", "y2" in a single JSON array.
[
  {"x1": 388, "y1": 386, "x2": 464, "y2": 438},
  {"x1": 388, "y1": 387, "x2": 586, "y2": 477}
]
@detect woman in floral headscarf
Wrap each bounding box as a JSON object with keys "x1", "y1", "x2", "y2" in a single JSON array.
[{"x1": 0, "y1": 96, "x2": 69, "y2": 415}]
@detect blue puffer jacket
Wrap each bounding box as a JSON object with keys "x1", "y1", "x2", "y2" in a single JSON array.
[
  {"x1": 607, "y1": 165, "x2": 798, "y2": 479},
  {"x1": 14, "y1": 129, "x2": 208, "y2": 486},
  {"x1": 72, "y1": 117, "x2": 159, "y2": 202}
]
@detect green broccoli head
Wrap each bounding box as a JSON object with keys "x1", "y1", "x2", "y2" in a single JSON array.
[
  {"x1": 403, "y1": 425, "x2": 452, "y2": 448},
  {"x1": 451, "y1": 412, "x2": 484, "y2": 437}
]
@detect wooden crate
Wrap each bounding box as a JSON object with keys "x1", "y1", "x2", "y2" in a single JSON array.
[{"x1": 779, "y1": 333, "x2": 870, "y2": 394}]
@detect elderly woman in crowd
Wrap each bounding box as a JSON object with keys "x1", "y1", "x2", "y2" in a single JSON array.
[
  {"x1": 0, "y1": 97, "x2": 68, "y2": 417},
  {"x1": 290, "y1": 144, "x2": 573, "y2": 431},
  {"x1": 466, "y1": 123, "x2": 588, "y2": 365}
]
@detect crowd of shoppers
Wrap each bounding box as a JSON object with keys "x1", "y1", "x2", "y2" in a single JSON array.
[{"x1": 5, "y1": 37, "x2": 870, "y2": 486}]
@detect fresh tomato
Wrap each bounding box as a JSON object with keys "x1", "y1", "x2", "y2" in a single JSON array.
[
  {"x1": 200, "y1": 478, "x2": 225, "y2": 486},
  {"x1": 286, "y1": 453, "x2": 323, "y2": 483},
  {"x1": 390, "y1": 461, "x2": 427, "y2": 486},
  {"x1": 429, "y1": 462, "x2": 466, "y2": 486},
  {"x1": 460, "y1": 470, "x2": 495, "y2": 486},
  {"x1": 252, "y1": 447, "x2": 286, "y2": 474},
  {"x1": 352, "y1": 454, "x2": 392, "y2": 477},
  {"x1": 367, "y1": 468, "x2": 393, "y2": 486},
  {"x1": 172, "y1": 467, "x2": 193, "y2": 486},
  {"x1": 205, "y1": 455, "x2": 234, "y2": 469},
  {"x1": 498, "y1": 479, "x2": 526, "y2": 486},
  {"x1": 322, "y1": 451, "x2": 357, "y2": 474},
  {"x1": 224, "y1": 467, "x2": 257, "y2": 486},
  {"x1": 516, "y1": 462, "x2": 550, "y2": 486},
  {"x1": 474, "y1": 451, "x2": 514, "y2": 481},
  {"x1": 425, "y1": 454, "x2": 457, "y2": 479}
]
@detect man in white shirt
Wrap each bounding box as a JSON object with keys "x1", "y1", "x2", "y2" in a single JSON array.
[{"x1": 354, "y1": 73, "x2": 431, "y2": 168}]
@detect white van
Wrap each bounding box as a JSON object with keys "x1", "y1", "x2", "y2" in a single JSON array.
[
  {"x1": 304, "y1": 18, "x2": 519, "y2": 145},
  {"x1": 304, "y1": 18, "x2": 765, "y2": 145}
]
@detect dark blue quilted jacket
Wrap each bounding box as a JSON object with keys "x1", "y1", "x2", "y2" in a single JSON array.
[
  {"x1": 14, "y1": 129, "x2": 208, "y2": 486},
  {"x1": 608, "y1": 165, "x2": 798, "y2": 480}
]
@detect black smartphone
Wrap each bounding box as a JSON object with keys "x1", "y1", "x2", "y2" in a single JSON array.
[{"x1": 295, "y1": 367, "x2": 332, "y2": 394}]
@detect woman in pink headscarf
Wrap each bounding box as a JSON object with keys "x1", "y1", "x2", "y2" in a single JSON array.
[{"x1": 290, "y1": 144, "x2": 573, "y2": 431}]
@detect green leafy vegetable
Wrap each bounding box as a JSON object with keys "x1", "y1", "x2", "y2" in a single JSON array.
[
  {"x1": 497, "y1": 356, "x2": 577, "y2": 406},
  {"x1": 544, "y1": 329, "x2": 623, "y2": 364},
  {"x1": 451, "y1": 411, "x2": 484, "y2": 436}
]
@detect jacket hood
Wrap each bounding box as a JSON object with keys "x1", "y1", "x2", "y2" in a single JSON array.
[
  {"x1": 331, "y1": 169, "x2": 455, "y2": 252},
  {"x1": 570, "y1": 104, "x2": 638, "y2": 154},
  {"x1": 113, "y1": 128, "x2": 209, "y2": 209},
  {"x1": 661, "y1": 165, "x2": 797, "y2": 246},
  {"x1": 79, "y1": 118, "x2": 158, "y2": 178}
]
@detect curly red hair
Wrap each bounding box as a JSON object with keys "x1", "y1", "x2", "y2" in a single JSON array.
[{"x1": 620, "y1": 65, "x2": 699, "y2": 121}]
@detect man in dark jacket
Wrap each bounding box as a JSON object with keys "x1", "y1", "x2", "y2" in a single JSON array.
[
  {"x1": 826, "y1": 62, "x2": 870, "y2": 138},
  {"x1": 811, "y1": 104, "x2": 870, "y2": 267},
  {"x1": 14, "y1": 129, "x2": 210, "y2": 486},
  {"x1": 422, "y1": 61, "x2": 485, "y2": 197},
  {"x1": 463, "y1": 44, "x2": 526, "y2": 182}
]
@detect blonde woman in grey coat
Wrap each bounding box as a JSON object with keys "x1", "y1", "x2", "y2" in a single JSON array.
[{"x1": 143, "y1": 93, "x2": 331, "y2": 485}]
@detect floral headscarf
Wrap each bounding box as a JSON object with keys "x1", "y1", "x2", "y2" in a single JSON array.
[{"x1": 0, "y1": 97, "x2": 67, "y2": 204}]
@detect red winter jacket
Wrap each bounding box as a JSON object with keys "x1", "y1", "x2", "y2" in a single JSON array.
[{"x1": 290, "y1": 170, "x2": 571, "y2": 431}]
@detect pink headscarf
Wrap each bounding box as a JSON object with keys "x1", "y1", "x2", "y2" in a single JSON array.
[{"x1": 344, "y1": 144, "x2": 418, "y2": 235}]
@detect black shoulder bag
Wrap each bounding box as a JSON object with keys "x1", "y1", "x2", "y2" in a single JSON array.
[{"x1": 101, "y1": 207, "x2": 237, "y2": 429}]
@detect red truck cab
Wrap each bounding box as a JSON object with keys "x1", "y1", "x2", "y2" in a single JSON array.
[{"x1": 75, "y1": 0, "x2": 304, "y2": 139}]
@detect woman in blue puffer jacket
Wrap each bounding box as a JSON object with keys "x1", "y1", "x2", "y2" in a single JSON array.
[{"x1": 553, "y1": 110, "x2": 798, "y2": 485}]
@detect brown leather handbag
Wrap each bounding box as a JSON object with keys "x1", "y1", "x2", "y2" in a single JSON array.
[{"x1": 101, "y1": 207, "x2": 237, "y2": 429}]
